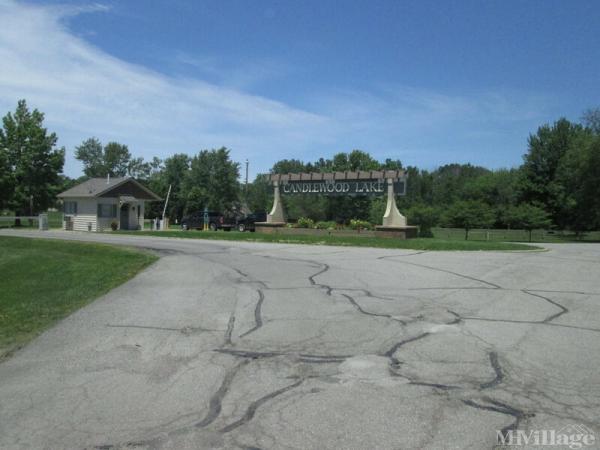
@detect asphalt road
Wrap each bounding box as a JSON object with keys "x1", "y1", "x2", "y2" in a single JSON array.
[{"x1": 0, "y1": 230, "x2": 599, "y2": 450}]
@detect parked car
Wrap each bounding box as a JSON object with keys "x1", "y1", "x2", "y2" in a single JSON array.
[
  {"x1": 181, "y1": 211, "x2": 237, "y2": 231},
  {"x1": 236, "y1": 211, "x2": 267, "y2": 232}
]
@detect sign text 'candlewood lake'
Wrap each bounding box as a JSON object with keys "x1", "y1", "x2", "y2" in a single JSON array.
[{"x1": 282, "y1": 179, "x2": 406, "y2": 196}]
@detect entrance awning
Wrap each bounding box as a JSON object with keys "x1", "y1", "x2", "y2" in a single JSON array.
[{"x1": 119, "y1": 195, "x2": 138, "y2": 204}]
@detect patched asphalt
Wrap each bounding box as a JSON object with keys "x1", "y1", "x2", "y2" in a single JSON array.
[{"x1": 0, "y1": 230, "x2": 599, "y2": 449}]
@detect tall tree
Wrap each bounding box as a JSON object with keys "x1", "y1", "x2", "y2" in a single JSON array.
[
  {"x1": 518, "y1": 118, "x2": 583, "y2": 227},
  {"x1": 183, "y1": 148, "x2": 240, "y2": 213},
  {"x1": 74, "y1": 138, "x2": 104, "y2": 177},
  {"x1": 582, "y1": 107, "x2": 600, "y2": 134},
  {"x1": 0, "y1": 141, "x2": 13, "y2": 209},
  {"x1": 147, "y1": 154, "x2": 190, "y2": 220},
  {"x1": 0, "y1": 100, "x2": 64, "y2": 215},
  {"x1": 75, "y1": 138, "x2": 141, "y2": 178},
  {"x1": 555, "y1": 130, "x2": 600, "y2": 233}
]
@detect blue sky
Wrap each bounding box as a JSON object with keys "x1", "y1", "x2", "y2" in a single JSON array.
[{"x1": 1, "y1": 0, "x2": 599, "y2": 179}]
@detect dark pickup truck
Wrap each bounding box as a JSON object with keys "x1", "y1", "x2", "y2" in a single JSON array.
[
  {"x1": 235, "y1": 212, "x2": 267, "y2": 232},
  {"x1": 180, "y1": 211, "x2": 236, "y2": 231}
]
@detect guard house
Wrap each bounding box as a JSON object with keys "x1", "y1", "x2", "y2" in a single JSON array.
[{"x1": 57, "y1": 177, "x2": 161, "y2": 232}]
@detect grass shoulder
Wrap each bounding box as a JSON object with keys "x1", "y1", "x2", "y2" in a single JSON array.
[
  {"x1": 0, "y1": 236, "x2": 157, "y2": 360},
  {"x1": 116, "y1": 230, "x2": 541, "y2": 251}
]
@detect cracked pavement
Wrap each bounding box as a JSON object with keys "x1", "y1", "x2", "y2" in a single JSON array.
[{"x1": 0, "y1": 230, "x2": 599, "y2": 449}]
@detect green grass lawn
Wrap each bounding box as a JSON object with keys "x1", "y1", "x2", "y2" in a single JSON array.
[
  {"x1": 116, "y1": 229, "x2": 541, "y2": 251},
  {"x1": 0, "y1": 236, "x2": 157, "y2": 359}
]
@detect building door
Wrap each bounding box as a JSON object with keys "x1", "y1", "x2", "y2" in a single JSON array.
[{"x1": 120, "y1": 204, "x2": 129, "y2": 230}]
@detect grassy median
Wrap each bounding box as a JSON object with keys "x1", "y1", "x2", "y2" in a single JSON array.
[
  {"x1": 0, "y1": 236, "x2": 157, "y2": 359},
  {"x1": 117, "y1": 230, "x2": 541, "y2": 251}
]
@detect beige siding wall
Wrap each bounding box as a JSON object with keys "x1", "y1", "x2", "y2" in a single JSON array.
[
  {"x1": 63, "y1": 198, "x2": 98, "y2": 232},
  {"x1": 62, "y1": 198, "x2": 145, "y2": 232}
]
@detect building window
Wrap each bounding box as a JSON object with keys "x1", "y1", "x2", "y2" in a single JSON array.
[
  {"x1": 97, "y1": 203, "x2": 117, "y2": 218},
  {"x1": 64, "y1": 201, "x2": 77, "y2": 215}
]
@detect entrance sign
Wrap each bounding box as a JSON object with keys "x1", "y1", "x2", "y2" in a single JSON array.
[
  {"x1": 265, "y1": 170, "x2": 409, "y2": 228},
  {"x1": 271, "y1": 170, "x2": 406, "y2": 197}
]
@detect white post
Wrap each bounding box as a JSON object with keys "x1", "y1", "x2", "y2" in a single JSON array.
[
  {"x1": 267, "y1": 181, "x2": 286, "y2": 223},
  {"x1": 162, "y1": 184, "x2": 172, "y2": 222},
  {"x1": 38, "y1": 213, "x2": 48, "y2": 231},
  {"x1": 382, "y1": 178, "x2": 406, "y2": 227}
]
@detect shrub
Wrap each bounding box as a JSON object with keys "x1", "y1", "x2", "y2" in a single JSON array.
[
  {"x1": 349, "y1": 219, "x2": 373, "y2": 230},
  {"x1": 110, "y1": 221, "x2": 118, "y2": 231},
  {"x1": 406, "y1": 204, "x2": 440, "y2": 238},
  {"x1": 315, "y1": 220, "x2": 336, "y2": 230},
  {"x1": 297, "y1": 217, "x2": 315, "y2": 228}
]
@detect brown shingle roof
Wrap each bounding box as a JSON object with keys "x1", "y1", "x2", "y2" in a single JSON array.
[{"x1": 57, "y1": 177, "x2": 161, "y2": 200}]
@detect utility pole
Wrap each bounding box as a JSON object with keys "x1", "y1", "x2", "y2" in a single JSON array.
[{"x1": 245, "y1": 159, "x2": 249, "y2": 191}]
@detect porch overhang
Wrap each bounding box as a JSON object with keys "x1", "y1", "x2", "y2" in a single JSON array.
[{"x1": 118, "y1": 195, "x2": 138, "y2": 205}]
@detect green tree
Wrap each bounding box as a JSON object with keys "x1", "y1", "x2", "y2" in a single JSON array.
[
  {"x1": 146, "y1": 154, "x2": 190, "y2": 220},
  {"x1": 555, "y1": 131, "x2": 600, "y2": 234},
  {"x1": 442, "y1": 200, "x2": 495, "y2": 240},
  {"x1": 246, "y1": 173, "x2": 272, "y2": 213},
  {"x1": 74, "y1": 138, "x2": 104, "y2": 177},
  {"x1": 406, "y1": 204, "x2": 440, "y2": 237},
  {"x1": 582, "y1": 107, "x2": 600, "y2": 134},
  {"x1": 102, "y1": 142, "x2": 132, "y2": 177},
  {"x1": 271, "y1": 159, "x2": 306, "y2": 174},
  {"x1": 519, "y1": 118, "x2": 584, "y2": 228},
  {"x1": 0, "y1": 142, "x2": 13, "y2": 209},
  {"x1": 0, "y1": 100, "x2": 65, "y2": 216},
  {"x1": 503, "y1": 204, "x2": 551, "y2": 241},
  {"x1": 75, "y1": 138, "x2": 150, "y2": 178},
  {"x1": 182, "y1": 148, "x2": 240, "y2": 213}
]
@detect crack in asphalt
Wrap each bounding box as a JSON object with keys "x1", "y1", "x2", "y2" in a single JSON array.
[
  {"x1": 195, "y1": 360, "x2": 250, "y2": 428},
  {"x1": 408, "y1": 381, "x2": 460, "y2": 390},
  {"x1": 105, "y1": 324, "x2": 218, "y2": 334},
  {"x1": 376, "y1": 251, "x2": 427, "y2": 259},
  {"x1": 385, "y1": 259, "x2": 503, "y2": 289},
  {"x1": 340, "y1": 293, "x2": 407, "y2": 325},
  {"x1": 462, "y1": 397, "x2": 534, "y2": 436},
  {"x1": 307, "y1": 263, "x2": 333, "y2": 295},
  {"x1": 214, "y1": 348, "x2": 353, "y2": 362},
  {"x1": 383, "y1": 332, "x2": 430, "y2": 358},
  {"x1": 239, "y1": 290, "x2": 265, "y2": 338},
  {"x1": 522, "y1": 289, "x2": 569, "y2": 323},
  {"x1": 220, "y1": 378, "x2": 304, "y2": 433},
  {"x1": 460, "y1": 316, "x2": 600, "y2": 333},
  {"x1": 225, "y1": 314, "x2": 236, "y2": 346},
  {"x1": 480, "y1": 352, "x2": 504, "y2": 389}
]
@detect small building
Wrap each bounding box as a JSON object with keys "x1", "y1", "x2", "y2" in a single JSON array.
[{"x1": 57, "y1": 177, "x2": 161, "y2": 232}]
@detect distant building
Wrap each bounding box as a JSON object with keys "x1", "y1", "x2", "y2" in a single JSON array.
[{"x1": 57, "y1": 177, "x2": 161, "y2": 232}]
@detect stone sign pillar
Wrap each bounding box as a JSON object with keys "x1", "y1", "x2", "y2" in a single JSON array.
[
  {"x1": 267, "y1": 180, "x2": 286, "y2": 224},
  {"x1": 382, "y1": 178, "x2": 407, "y2": 227}
]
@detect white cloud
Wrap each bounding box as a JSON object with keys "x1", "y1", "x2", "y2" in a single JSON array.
[
  {"x1": 0, "y1": 0, "x2": 331, "y2": 177},
  {"x1": 0, "y1": 0, "x2": 556, "y2": 178}
]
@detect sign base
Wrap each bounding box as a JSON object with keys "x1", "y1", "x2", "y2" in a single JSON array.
[
  {"x1": 375, "y1": 226, "x2": 418, "y2": 239},
  {"x1": 255, "y1": 222, "x2": 286, "y2": 234}
]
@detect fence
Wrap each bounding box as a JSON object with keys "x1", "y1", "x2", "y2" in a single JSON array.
[
  {"x1": 0, "y1": 212, "x2": 63, "y2": 230},
  {"x1": 431, "y1": 227, "x2": 600, "y2": 242}
]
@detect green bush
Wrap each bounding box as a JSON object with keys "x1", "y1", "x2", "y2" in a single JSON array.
[
  {"x1": 297, "y1": 217, "x2": 315, "y2": 228},
  {"x1": 315, "y1": 220, "x2": 337, "y2": 230},
  {"x1": 406, "y1": 204, "x2": 440, "y2": 238},
  {"x1": 349, "y1": 219, "x2": 373, "y2": 230}
]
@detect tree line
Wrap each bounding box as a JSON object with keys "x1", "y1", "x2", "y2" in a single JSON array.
[{"x1": 1, "y1": 99, "x2": 599, "y2": 237}]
